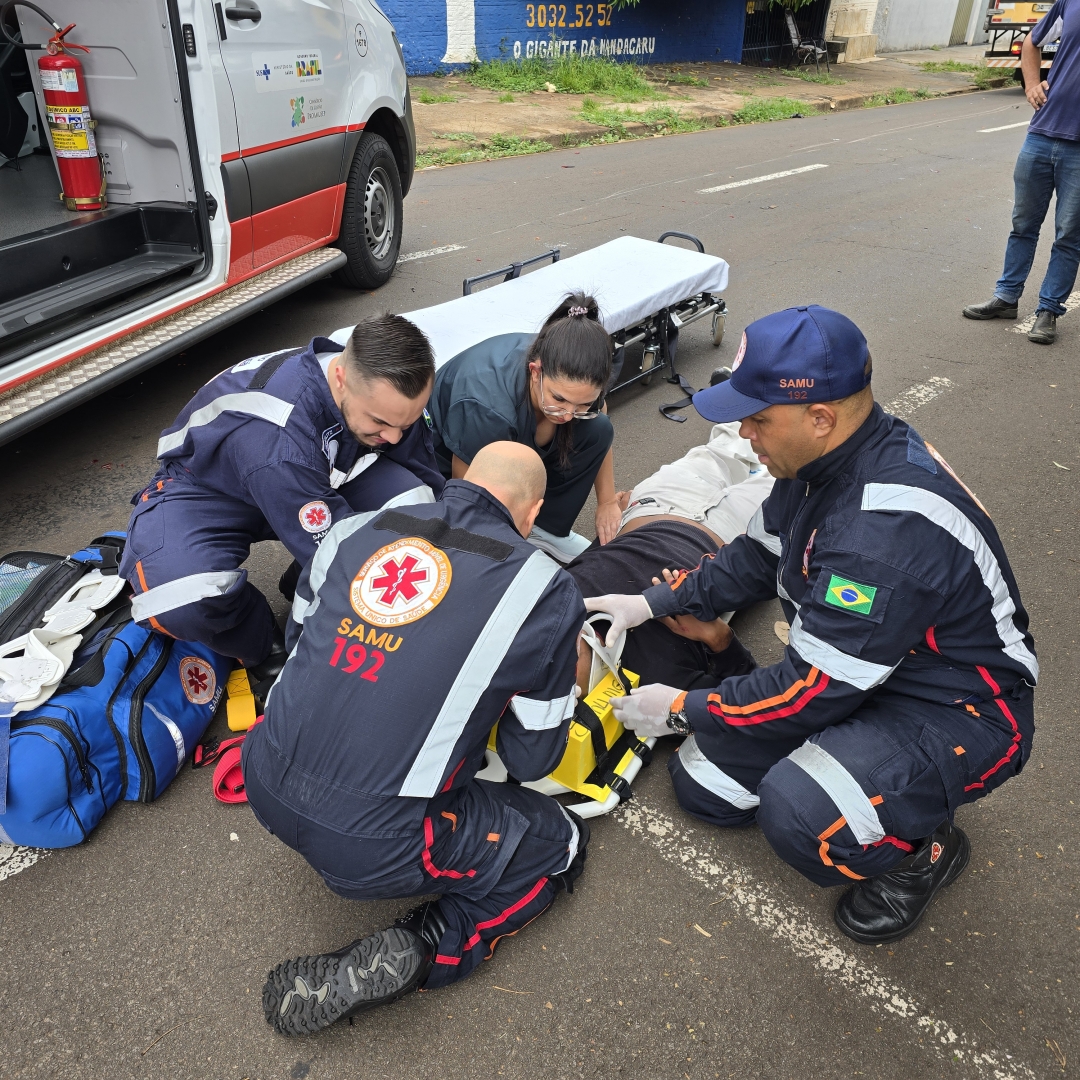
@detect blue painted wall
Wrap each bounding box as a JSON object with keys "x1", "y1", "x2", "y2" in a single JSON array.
[{"x1": 382, "y1": 0, "x2": 748, "y2": 75}]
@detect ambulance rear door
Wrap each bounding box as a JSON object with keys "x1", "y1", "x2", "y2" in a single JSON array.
[{"x1": 212, "y1": 0, "x2": 352, "y2": 268}]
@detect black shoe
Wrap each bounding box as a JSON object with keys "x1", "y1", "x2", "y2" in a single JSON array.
[
  {"x1": 710, "y1": 366, "x2": 732, "y2": 386},
  {"x1": 263, "y1": 926, "x2": 432, "y2": 1036},
  {"x1": 246, "y1": 625, "x2": 288, "y2": 702},
  {"x1": 550, "y1": 809, "x2": 590, "y2": 894},
  {"x1": 394, "y1": 899, "x2": 450, "y2": 952},
  {"x1": 1028, "y1": 310, "x2": 1057, "y2": 344},
  {"x1": 962, "y1": 296, "x2": 1018, "y2": 320},
  {"x1": 833, "y1": 820, "x2": 970, "y2": 945}
]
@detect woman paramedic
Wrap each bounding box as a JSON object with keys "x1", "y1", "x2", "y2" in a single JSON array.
[{"x1": 428, "y1": 293, "x2": 618, "y2": 562}]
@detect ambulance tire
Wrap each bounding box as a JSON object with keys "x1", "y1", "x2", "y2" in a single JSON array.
[{"x1": 336, "y1": 133, "x2": 403, "y2": 290}]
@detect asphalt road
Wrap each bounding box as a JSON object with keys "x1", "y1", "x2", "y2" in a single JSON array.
[{"x1": 1, "y1": 87, "x2": 1077, "y2": 1080}]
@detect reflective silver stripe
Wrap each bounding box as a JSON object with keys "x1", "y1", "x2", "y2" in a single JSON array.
[
  {"x1": 381, "y1": 484, "x2": 435, "y2": 508},
  {"x1": 788, "y1": 741, "x2": 884, "y2": 845},
  {"x1": 777, "y1": 577, "x2": 799, "y2": 610},
  {"x1": 300, "y1": 510, "x2": 382, "y2": 625},
  {"x1": 678, "y1": 735, "x2": 760, "y2": 810},
  {"x1": 862, "y1": 483, "x2": 1039, "y2": 682},
  {"x1": 130, "y1": 571, "x2": 243, "y2": 622},
  {"x1": 509, "y1": 692, "x2": 575, "y2": 731},
  {"x1": 747, "y1": 506, "x2": 782, "y2": 557},
  {"x1": 146, "y1": 701, "x2": 186, "y2": 770},
  {"x1": 399, "y1": 550, "x2": 560, "y2": 797},
  {"x1": 329, "y1": 453, "x2": 378, "y2": 490},
  {"x1": 157, "y1": 393, "x2": 295, "y2": 457},
  {"x1": 788, "y1": 613, "x2": 899, "y2": 691}
]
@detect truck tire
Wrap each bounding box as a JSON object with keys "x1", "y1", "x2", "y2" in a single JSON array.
[{"x1": 336, "y1": 132, "x2": 403, "y2": 290}]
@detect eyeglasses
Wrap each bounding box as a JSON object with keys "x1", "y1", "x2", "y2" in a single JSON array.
[{"x1": 537, "y1": 371, "x2": 602, "y2": 420}]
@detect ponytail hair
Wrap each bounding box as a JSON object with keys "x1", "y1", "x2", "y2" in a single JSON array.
[{"x1": 527, "y1": 292, "x2": 613, "y2": 470}]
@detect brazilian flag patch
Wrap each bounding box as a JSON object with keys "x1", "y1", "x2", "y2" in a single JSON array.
[{"x1": 825, "y1": 574, "x2": 877, "y2": 615}]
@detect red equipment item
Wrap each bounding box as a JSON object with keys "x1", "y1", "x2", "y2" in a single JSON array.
[{"x1": 0, "y1": 2, "x2": 105, "y2": 210}]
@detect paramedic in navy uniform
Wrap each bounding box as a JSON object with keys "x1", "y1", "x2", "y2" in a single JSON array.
[
  {"x1": 585, "y1": 306, "x2": 1038, "y2": 945},
  {"x1": 428, "y1": 292, "x2": 619, "y2": 563},
  {"x1": 120, "y1": 314, "x2": 444, "y2": 689},
  {"x1": 243, "y1": 442, "x2": 589, "y2": 1035}
]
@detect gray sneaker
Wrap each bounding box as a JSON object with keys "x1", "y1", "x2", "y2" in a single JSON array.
[
  {"x1": 1028, "y1": 310, "x2": 1058, "y2": 344},
  {"x1": 963, "y1": 296, "x2": 1019, "y2": 320}
]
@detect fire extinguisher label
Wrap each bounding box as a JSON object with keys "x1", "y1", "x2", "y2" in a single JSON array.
[
  {"x1": 40, "y1": 67, "x2": 79, "y2": 92},
  {"x1": 47, "y1": 104, "x2": 97, "y2": 158}
]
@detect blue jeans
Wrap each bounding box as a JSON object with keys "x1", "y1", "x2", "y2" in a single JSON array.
[{"x1": 995, "y1": 131, "x2": 1080, "y2": 316}]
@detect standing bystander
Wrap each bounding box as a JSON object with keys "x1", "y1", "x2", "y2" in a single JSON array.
[{"x1": 963, "y1": 0, "x2": 1080, "y2": 344}]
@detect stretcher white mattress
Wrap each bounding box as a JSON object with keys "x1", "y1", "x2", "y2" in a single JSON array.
[{"x1": 330, "y1": 235, "x2": 729, "y2": 368}]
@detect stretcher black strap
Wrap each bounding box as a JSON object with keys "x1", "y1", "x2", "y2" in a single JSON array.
[
  {"x1": 659, "y1": 374, "x2": 699, "y2": 423},
  {"x1": 573, "y1": 700, "x2": 612, "y2": 777},
  {"x1": 373, "y1": 511, "x2": 513, "y2": 562},
  {"x1": 246, "y1": 348, "x2": 304, "y2": 390}
]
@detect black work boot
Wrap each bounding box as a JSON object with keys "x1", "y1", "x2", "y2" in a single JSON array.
[
  {"x1": 833, "y1": 820, "x2": 970, "y2": 945},
  {"x1": 263, "y1": 916, "x2": 435, "y2": 1036},
  {"x1": 246, "y1": 624, "x2": 288, "y2": 703},
  {"x1": 962, "y1": 296, "x2": 1018, "y2": 320},
  {"x1": 1028, "y1": 310, "x2": 1058, "y2": 344},
  {"x1": 550, "y1": 809, "x2": 591, "y2": 894}
]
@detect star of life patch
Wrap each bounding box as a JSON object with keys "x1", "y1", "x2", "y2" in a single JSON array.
[
  {"x1": 350, "y1": 537, "x2": 452, "y2": 627},
  {"x1": 179, "y1": 656, "x2": 217, "y2": 705},
  {"x1": 824, "y1": 574, "x2": 877, "y2": 615},
  {"x1": 299, "y1": 500, "x2": 332, "y2": 534}
]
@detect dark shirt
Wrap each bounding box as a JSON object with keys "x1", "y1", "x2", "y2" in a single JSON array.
[
  {"x1": 1031, "y1": 0, "x2": 1079, "y2": 142},
  {"x1": 566, "y1": 520, "x2": 755, "y2": 692}
]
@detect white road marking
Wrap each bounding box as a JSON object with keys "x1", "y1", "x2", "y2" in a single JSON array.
[
  {"x1": 0, "y1": 844, "x2": 47, "y2": 882},
  {"x1": 885, "y1": 376, "x2": 955, "y2": 420},
  {"x1": 1012, "y1": 291, "x2": 1080, "y2": 332},
  {"x1": 698, "y1": 164, "x2": 828, "y2": 194},
  {"x1": 978, "y1": 120, "x2": 1030, "y2": 133},
  {"x1": 397, "y1": 244, "x2": 467, "y2": 263},
  {"x1": 618, "y1": 797, "x2": 1036, "y2": 1080}
]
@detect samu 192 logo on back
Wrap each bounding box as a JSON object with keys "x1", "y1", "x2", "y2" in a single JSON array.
[{"x1": 350, "y1": 537, "x2": 452, "y2": 627}]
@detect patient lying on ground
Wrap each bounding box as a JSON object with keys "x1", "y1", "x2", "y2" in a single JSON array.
[{"x1": 567, "y1": 422, "x2": 774, "y2": 693}]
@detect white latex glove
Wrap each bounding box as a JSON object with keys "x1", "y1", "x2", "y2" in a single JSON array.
[
  {"x1": 610, "y1": 683, "x2": 681, "y2": 739},
  {"x1": 583, "y1": 593, "x2": 653, "y2": 648}
]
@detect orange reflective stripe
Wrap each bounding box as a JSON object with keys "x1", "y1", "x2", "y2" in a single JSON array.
[
  {"x1": 134, "y1": 560, "x2": 149, "y2": 592},
  {"x1": 671, "y1": 691, "x2": 688, "y2": 714},
  {"x1": 817, "y1": 814, "x2": 867, "y2": 880},
  {"x1": 441, "y1": 811, "x2": 458, "y2": 832},
  {"x1": 717, "y1": 667, "x2": 822, "y2": 716},
  {"x1": 869, "y1": 795, "x2": 884, "y2": 806}
]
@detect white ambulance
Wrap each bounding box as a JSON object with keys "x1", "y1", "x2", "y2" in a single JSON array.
[{"x1": 0, "y1": 0, "x2": 415, "y2": 443}]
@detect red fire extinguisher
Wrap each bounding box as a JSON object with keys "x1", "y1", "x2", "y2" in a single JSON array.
[{"x1": 1, "y1": 2, "x2": 106, "y2": 210}]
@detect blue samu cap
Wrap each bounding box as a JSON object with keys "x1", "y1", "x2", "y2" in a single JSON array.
[{"x1": 693, "y1": 305, "x2": 871, "y2": 423}]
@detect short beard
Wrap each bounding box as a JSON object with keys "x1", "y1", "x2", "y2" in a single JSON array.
[{"x1": 339, "y1": 396, "x2": 386, "y2": 452}]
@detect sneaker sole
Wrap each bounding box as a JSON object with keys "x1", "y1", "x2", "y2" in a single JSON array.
[
  {"x1": 962, "y1": 308, "x2": 1018, "y2": 321},
  {"x1": 1027, "y1": 332, "x2": 1056, "y2": 344},
  {"x1": 263, "y1": 928, "x2": 425, "y2": 1036},
  {"x1": 833, "y1": 830, "x2": 971, "y2": 946}
]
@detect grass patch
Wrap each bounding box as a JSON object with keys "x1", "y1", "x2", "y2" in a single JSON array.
[
  {"x1": 417, "y1": 132, "x2": 554, "y2": 168},
  {"x1": 580, "y1": 97, "x2": 710, "y2": 138},
  {"x1": 499, "y1": 92, "x2": 515, "y2": 102},
  {"x1": 731, "y1": 96, "x2": 810, "y2": 123},
  {"x1": 780, "y1": 66, "x2": 847, "y2": 85},
  {"x1": 416, "y1": 88, "x2": 458, "y2": 104},
  {"x1": 660, "y1": 72, "x2": 710, "y2": 87},
  {"x1": 864, "y1": 86, "x2": 935, "y2": 107},
  {"x1": 919, "y1": 60, "x2": 1002, "y2": 89},
  {"x1": 464, "y1": 54, "x2": 663, "y2": 101},
  {"x1": 436, "y1": 131, "x2": 478, "y2": 142}
]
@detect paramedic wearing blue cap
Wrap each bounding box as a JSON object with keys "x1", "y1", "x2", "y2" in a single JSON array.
[
  {"x1": 119, "y1": 315, "x2": 444, "y2": 688},
  {"x1": 585, "y1": 306, "x2": 1037, "y2": 945}
]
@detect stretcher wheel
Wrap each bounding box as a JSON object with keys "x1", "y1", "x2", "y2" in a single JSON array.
[
  {"x1": 641, "y1": 347, "x2": 659, "y2": 387},
  {"x1": 712, "y1": 311, "x2": 726, "y2": 347}
]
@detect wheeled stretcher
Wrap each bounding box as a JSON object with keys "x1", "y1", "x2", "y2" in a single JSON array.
[
  {"x1": 477, "y1": 617, "x2": 655, "y2": 818},
  {"x1": 330, "y1": 232, "x2": 730, "y2": 394}
]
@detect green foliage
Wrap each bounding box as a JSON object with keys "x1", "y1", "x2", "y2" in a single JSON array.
[
  {"x1": 416, "y1": 88, "x2": 458, "y2": 104},
  {"x1": 919, "y1": 60, "x2": 1002, "y2": 88},
  {"x1": 731, "y1": 96, "x2": 809, "y2": 123},
  {"x1": 863, "y1": 87, "x2": 935, "y2": 106},
  {"x1": 579, "y1": 97, "x2": 712, "y2": 137},
  {"x1": 499, "y1": 92, "x2": 516, "y2": 102},
  {"x1": 781, "y1": 66, "x2": 847, "y2": 85},
  {"x1": 464, "y1": 54, "x2": 662, "y2": 100},
  {"x1": 417, "y1": 132, "x2": 554, "y2": 168},
  {"x1": 661, "y1": 72, "x2": 710, "y2": 87}
]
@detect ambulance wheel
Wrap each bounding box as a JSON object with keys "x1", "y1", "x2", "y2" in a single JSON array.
[
  {"x1": 336, "y1": 133, "x2": 403, "y2": 290},
  {"x1": 640, "y1": 347, "x2": 659, "y2": 387}
]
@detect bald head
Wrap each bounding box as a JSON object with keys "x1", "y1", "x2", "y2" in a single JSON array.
[{"x1": 465, "y1": 442, "x2": 547, "y2": 537}]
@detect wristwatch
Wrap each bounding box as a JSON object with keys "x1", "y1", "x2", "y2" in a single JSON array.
[{"x1": 667, "y1": 691, "x2": 693, "y2": 736}]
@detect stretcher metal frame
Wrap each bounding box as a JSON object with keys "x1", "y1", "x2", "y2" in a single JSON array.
[{"x1": 460, "y1": 232, "x2": 727, "y2": 397}]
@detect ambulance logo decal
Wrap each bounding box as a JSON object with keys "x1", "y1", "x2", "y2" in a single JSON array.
[
  {"x1": 179, "y1": 656, "x2": 217, "y2": 705},
  {"x1": 300, "y1": 501, "x2": 331, "y2": 533},
  {"x1": 930, "y1": 841, "x2": 943, "y2": 864},
  {"x1": 731, "y1": 331, "x2": 747, "y2": 372},
  {"x1": 351, "y1": 537, "x2": 452, "y2": 627}
]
